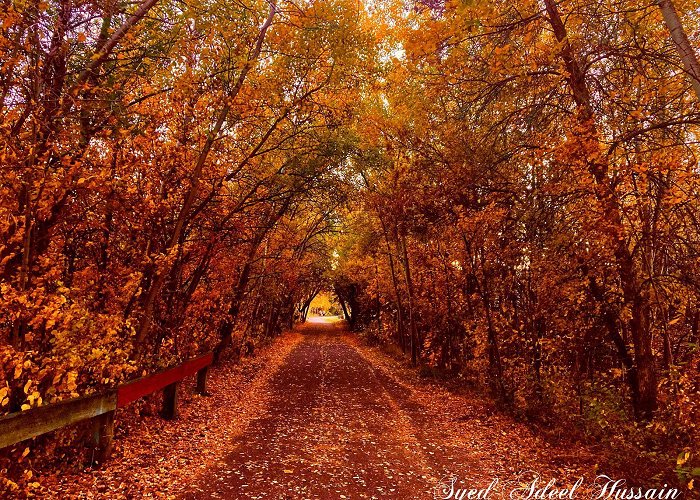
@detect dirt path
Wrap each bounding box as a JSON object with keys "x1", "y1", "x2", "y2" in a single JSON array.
[{"x1": 182, "y1": 318, "x2": 598, "y2": 499}]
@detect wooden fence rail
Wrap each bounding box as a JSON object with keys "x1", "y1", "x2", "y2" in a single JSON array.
[
  {"x1": 0, "y1": 391, "x2": 117, "y2": 450},
  {"x1": 0, "y1": 352, "x2": 213, "y2": 464}
]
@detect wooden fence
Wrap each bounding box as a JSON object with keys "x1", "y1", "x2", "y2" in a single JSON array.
[{"x1": 0, "y1": 352, "x2": 213, "y2": 464}]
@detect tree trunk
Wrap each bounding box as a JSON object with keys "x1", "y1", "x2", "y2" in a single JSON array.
[
  {"x1": 400, "y1": 232, "x2": 418, "y2": 366},
  {"x1": 213, "y1": 241, "x2": 259, "y2": 364},
  {"x1": 338, "y1": 296, "x2": 351, "y2": 324},
  {"x1": 657, "y1": 0, "x2": 700, "y2": 101},
  {"x1": 482, "y1": 290, "x2": 507, "y2": 403},
  {"x1": 378, "y1": 214, "x2": 406, "y2": 352},
  {"x1": 544, "y1": 0, "x2": 658, "y2": 421}
]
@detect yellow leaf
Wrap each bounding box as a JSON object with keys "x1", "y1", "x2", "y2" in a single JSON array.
[
  {"x1": 66, "y1": 371, "x2": 78, "y2": 391},
  {"x1": 23, "y1": 380, "x2": 32, "y2": 394},
  {"x1": 283, "y1": 469, "x2": 294, "y2": 473},
  {"x1": 688, "y1": 480, "x2": 694, "y2": 491},
  {"x1": 21, "y1": 404, "x2": 30, "y2": 411},
  {"x1": 21, "y1": 447, "x2": 30, "y2": 458}
]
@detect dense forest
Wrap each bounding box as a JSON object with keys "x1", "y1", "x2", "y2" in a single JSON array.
[{"x1": 1, "y1": 0, "x2": 700, "y2": 494}]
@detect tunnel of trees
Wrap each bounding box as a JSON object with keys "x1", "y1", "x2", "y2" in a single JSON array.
[{"x1": 1, "y1": 0, "x2": 700, "y2": 489}]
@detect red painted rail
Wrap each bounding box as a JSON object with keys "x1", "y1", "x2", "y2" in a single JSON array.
[{"x1": 117, "y1": 352, "x2": 213, "y2": 407}]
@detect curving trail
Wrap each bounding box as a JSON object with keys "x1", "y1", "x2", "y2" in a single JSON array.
[{"x1": 182, "y1": 318, "x2": 597, "y2": 500}]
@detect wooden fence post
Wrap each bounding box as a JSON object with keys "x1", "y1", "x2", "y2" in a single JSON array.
[
  {"x1": 161, "y1": 382, "x2": 179, "y2": 420},
  {"x1": 196, "y1": 366, "x2": 209, "y2": 396},
  {"x1": 91, "y1": 410, "x2": 115, "y2": 465}
]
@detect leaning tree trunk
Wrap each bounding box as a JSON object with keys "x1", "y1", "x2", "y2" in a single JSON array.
[
  {"x1": 657, "y1": 0, "x2": 700, "y2": 101},
  {"x1": 544, "y1": 0, "x2": 658, "y2": 421},
  {"x1": 338, "y1": 295, "x2": 351, "y2": 324}
]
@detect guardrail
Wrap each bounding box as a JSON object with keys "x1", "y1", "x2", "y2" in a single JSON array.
[{"x1": 0, "y1": 352, "x2": 213, "y2": 464}]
